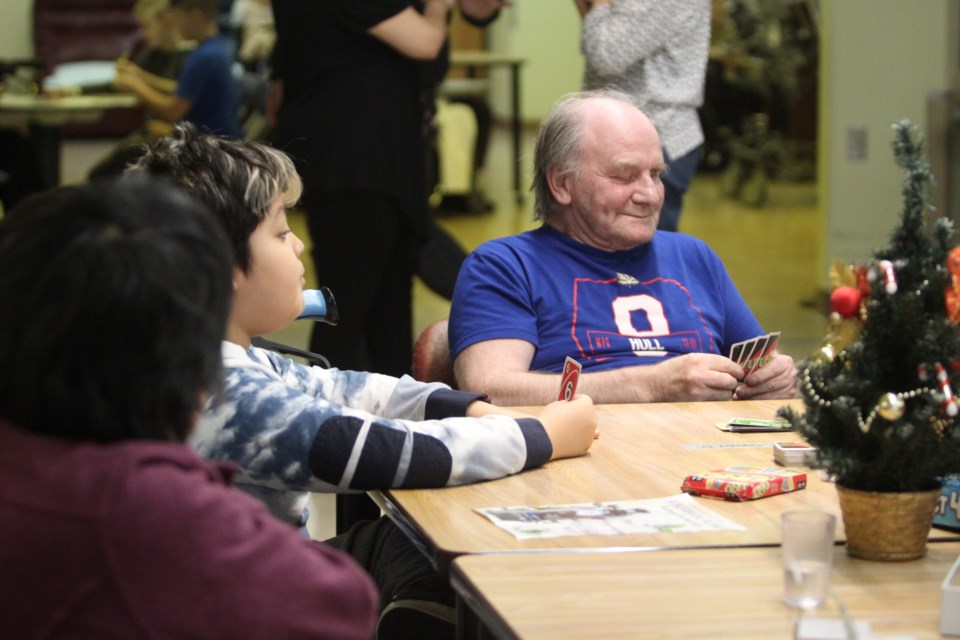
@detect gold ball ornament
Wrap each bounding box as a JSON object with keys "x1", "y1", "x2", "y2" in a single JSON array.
[
  {"x1": 877, "y1": 393, "x2": 905, "y2": 421},
  {"x1": 818, "y1": 344, "x2": 835, "y2": 362}
]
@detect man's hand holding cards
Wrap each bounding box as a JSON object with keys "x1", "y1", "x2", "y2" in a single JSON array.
[
  {"x1": 728, "y1": 332, "x2": 781, "y2": 380},
  {"x1": 724, "y1": 332, "x2": 797, "y2": 401}
]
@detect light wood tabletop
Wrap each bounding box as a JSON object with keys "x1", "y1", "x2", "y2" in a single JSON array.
[
  {"x1": 451, "y1": 542, "x2": 960, "y2": 639},
  {"x1": 0, "y1": 92, "x2": 138, "y2": 127},
  {"x1": 449, "y1": 50, "x2": 526, "y2": 67},
  {"x1": 372, "y1": 400, "x2": 959, "y2": 572}
]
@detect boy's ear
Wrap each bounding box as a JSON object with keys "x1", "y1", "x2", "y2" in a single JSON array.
[{"x1": 232, "y1": 266, "x2": 245, "y2": 291}]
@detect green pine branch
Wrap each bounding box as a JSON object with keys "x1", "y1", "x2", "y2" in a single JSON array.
[{"x1": 778, "y1": 121, "x2": 960, "y2": 492}]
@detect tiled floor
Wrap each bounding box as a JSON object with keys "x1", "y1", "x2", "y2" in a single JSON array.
[{"x1": 61, "y1": 123, "x2": 825, "y2": 541}]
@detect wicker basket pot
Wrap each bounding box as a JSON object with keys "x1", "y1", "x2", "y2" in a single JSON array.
[{"x1": 836, "y1": 485, "x2": 941, "y2": 561}]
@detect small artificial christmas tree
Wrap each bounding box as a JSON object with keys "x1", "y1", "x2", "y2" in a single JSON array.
[{"x1": 779, "y1": 121, "x2": 960, "y2": 493}]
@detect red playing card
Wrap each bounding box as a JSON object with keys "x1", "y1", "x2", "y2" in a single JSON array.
[
  {"x1": 742, "y1": 334, "x2": 772, "y2": 377},
  {"x1": 753, "y1": 331, "x2": 781, "y2": 374},
  {"x1": 558, "y1": 356, "x2": 582, "y2": 401}
]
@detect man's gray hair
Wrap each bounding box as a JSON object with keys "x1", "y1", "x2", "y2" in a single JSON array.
[{"x1": 531, "y1": 88, "x2": 644, "y2": 222}]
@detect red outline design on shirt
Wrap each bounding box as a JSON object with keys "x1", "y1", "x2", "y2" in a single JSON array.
[{"x1": 570, "y1": 276, "x2": 717, "y2": 364}]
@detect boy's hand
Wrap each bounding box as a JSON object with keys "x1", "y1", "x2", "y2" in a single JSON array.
[
  {"x1": 465, "y1": 400, "x2": 537, "y2": 421},
  {"x1": 538, "y1": 395, "x2": 597, "y2": 460}
]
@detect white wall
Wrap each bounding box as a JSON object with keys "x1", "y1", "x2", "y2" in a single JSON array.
[{"x1": 820, "y1": 0, "x2": 959, "y2": 269}]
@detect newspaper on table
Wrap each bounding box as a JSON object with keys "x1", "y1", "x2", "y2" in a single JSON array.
[{"x1": 475, "y1": 493, "x2": 745, "y2": 540}]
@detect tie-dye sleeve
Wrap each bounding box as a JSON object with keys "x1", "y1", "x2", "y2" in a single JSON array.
[{"x1": 191, "y1": 344, "x2": 552, "y2": 498}]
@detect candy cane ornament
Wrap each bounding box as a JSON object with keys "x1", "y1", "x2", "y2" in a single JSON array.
[
  {"x1": 935, "y1": 362, "x2": 958, "y2": 417},
  {"x1": 877, "y1": 260, "x2": 897, "y2": 295}
]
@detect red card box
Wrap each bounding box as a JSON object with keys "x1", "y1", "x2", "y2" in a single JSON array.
[{"x1": 681, "y1": 465, "x2": 807, "y2": 502}]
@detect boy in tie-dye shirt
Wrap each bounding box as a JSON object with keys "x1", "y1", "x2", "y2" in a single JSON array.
[{"x1": 129, "y1": 123, "x2": 597, "y2": 638}]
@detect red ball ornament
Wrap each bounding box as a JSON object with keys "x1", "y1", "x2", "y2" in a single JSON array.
[{"x1": 830, "y1": 285, "x2": 861, "y2": 318}]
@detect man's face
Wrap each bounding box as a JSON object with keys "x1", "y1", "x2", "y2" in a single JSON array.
[{"x1": 548, "y1": 99, "x2": 665, "y2": 252}]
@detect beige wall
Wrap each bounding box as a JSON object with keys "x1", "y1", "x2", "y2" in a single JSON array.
[
  {"x1": 486, "y1": 0, "x2": 585, "y2": 122},
  {"x1": 485, "y1": 0, "x2": 960, "y2": 278},
  {"x1": 0, "y1": 0, "x2": 33, "y2": 59},
  {"x1": 820, "y1": 0, "x2": 959, "y2": 270},
  {"x1": 485, "y1": 0, "x2": 960, "y2": 275}
]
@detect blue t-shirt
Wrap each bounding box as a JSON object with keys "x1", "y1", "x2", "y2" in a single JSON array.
[
  {"x1": 449, "y1": 226, "x2": 763, "y2": 373},
  {"x1": 175, "y1": 36, "x2": 240, "y2": 138}
]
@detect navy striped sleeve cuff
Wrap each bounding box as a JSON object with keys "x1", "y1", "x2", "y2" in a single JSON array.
[
  {"x1": 424, "y1": 388, "x2": 488, "y2": 420},
  {"x1": 517, "y1": 418, "x2": 552, "y2": 470}
]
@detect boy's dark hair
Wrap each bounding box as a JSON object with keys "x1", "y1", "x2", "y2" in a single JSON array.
[
  {"x1": 169, "y1": 0, "x2": 219, "y2": 20},
  {"x1": 0, "y1": 178, "x2": 233, "y2": 443},
  {"x1": 128, "y1": 122, "x2": 302, "y2": 273}
]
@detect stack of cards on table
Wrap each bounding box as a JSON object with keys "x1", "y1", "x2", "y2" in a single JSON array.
[
  {"x1": 728, "y1": 331, "x2": 781, "y2": 377},
  {"x1": 715, "y1": 417, "x2": 793, "y2": 432},
  {"x1": 681, "y1": 465, "x2": 807, "y2": 501},
  {"x1": 773, "y1": 442, "x2": 817, "y2": 466}
]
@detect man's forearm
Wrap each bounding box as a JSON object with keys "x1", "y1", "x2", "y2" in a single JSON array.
[{"x1": 461, "y1": 366, "x2": 654, "y2": 406}]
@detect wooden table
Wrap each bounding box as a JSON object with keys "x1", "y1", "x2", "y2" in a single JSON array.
[
  {"x1": 451, "y1": 542, "x2": 960, "y2": 639},
  {"x1": 0, "y1": 92, "x2": 138, "y2": 187},
  {"x1": 448, "y1": 50, "x2": 525, "y2": 203},
  {"x1": 372, "y1": 400, "x2": 959, "y2": 572}
]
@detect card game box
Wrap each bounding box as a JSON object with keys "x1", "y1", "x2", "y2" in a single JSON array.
[
  {"x1": 681, "y1": 465, "x2": 807, "y2": 502},
  {"x1": 773, "y1": 441, "x2": 817, "y2": 466}
]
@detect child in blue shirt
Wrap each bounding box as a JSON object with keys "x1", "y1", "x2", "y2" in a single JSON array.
[{"x1": 116, "y1": 0, "x2": 240, "y2": 138}]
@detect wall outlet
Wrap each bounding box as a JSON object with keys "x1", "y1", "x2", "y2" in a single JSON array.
[{"x1": 847, "y1": 127, "x2": 868, "y2": 160}]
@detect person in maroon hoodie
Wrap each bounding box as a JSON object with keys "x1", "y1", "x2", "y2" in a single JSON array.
[{"x1": 0, "y1": 178, "x2": 378, "y2": 640}]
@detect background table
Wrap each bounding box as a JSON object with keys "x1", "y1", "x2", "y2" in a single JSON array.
[
  {"x1": 0, "y1": 92, "x2": 137, "y2": 187},
  {"x1": 373, "y1": 400, "x2": 959, "y2": 572},
  {"x1": 452, "y1": 542, "x2": 960, "y2": 639},
  {"x1": 447, "y1": 50, "x2": 524, "y2": 203}
]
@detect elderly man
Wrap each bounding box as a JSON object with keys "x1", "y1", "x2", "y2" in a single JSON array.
[{"x1": 449, "y1": 89, "x2": 796, "y2": 406}]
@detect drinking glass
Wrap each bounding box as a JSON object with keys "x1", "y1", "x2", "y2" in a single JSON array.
[{"x1": 781, "y1": 510, "x2": 837, "y2": 608}]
